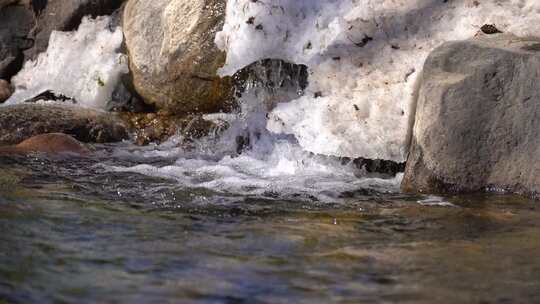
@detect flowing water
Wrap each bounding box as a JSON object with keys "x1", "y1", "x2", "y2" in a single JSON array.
[
  {"x1": 2, "y1": 59, "x2": 540, "y2": 303},
  {"x1": 1, "y1": 148, "x2": 540, "y2": 304}
]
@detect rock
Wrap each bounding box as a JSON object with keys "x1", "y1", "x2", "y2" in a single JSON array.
[
  {"x1": 3, "y1": 133, "x2": 90, "y2": 155},
  {"x1": 23, "y1": 0, "x2": 125, "y2": 61},
  {"x1": 123, "y1": 0, "x2": 233, "y2": 114},
  {"x1": 0, "y1": 79, "x2": 12, "y2": 102},
  {"x1": 232, "y1": 59, "x2": 308, "y2": 111},
  {"x1": 0, "y1": 104, "x2": 128, "y2": 145},
  {"x1": 352, "y1": 158, "x2": 405, "y2": 177},
  {"x1": 402, "y1": 34, "x2": 540, "y2": 197},
  {"x1": 0, "y1": 4, "x2": 34, "y2": 80},
  {"x1": 107, "y1": 74, "x2": 150, "y2": 113},
  {"x1": 120, "y1": 111, "x2": 222, "y2": 145},
  {"x1": 22, "y1": 90, "x2": 75, "y2": 104}
]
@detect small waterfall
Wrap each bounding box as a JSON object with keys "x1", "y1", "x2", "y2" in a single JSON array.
[
  {"x1": 208, "y1": 59, "x2": 308, "y2": 155},
  {"x1": 109, "y1": 59, "x2": 403, "y2": 202}
]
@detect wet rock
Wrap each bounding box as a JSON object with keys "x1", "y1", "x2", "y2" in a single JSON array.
[
  {"x1": 0, "y1": 133, "x2": 90, "y2": 155},
  {"x1": 23, "y1": 90, "x2": 75, "y2": 104},
  {"x1": 24, "y1": 0, "x2": 126, "y2": 61},
  {"x1": 0, "y1": 104, "x2": 128, "y2": 145},
  {"x1": 107, "y1": 74, "x2": 150, "y2": 113},
  {"x1": 352, "y1": 158, "x2": 405, "y2": 176},
  {"x1": 0, "y1": 4, "x2": 35, "y2": 80},
  {"x1": 123, "y1": 0, "x2": 233, "y2": 114},
  {"x1": 0, "y1": 79, "x2": 13, "y2": 103},
  {"x1": 232, "y1": 59, "x2": 309, "y2": 111},
  {"x1": 402, "y1": 34, "x2": 540, "y2": 197},
  {"x1": 480, "y1": 24, "x2": 503, "y2": 35},
  {"x1": 120, "y1": 111, "x2": 222, "y2": 145}
]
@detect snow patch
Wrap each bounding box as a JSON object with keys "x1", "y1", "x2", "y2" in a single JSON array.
[
  {"x1": 5, "y1": 16, "x2": 128, "y2": 110},
  {"x1": 216, "y1": 0, "x2": 540, "y2": 161}
]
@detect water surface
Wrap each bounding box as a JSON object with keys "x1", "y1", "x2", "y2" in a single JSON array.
[{"x1": 1, "y1": 150, "x2": 539, "y2": 303}]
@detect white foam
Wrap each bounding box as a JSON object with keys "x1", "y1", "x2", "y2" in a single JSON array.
[
  {"x1": 417, "y1": 196, "x2": 456, "y2": 207},
  {"x1": 216, "y1": 0, "x2": 540, "y2": 161},
  {"x1": 4, "y1": 16, "x2": 128, "y2": 110},
  {"x1": 106, "y1": 139, "x2": 403, "y2": 202}
]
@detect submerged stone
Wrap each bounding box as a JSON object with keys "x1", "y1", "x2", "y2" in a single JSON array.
[
  {"x1": 6, "y1": 133, "x2": 90, "y2": 155},
  {"x1": 402, "y1": 34, "x2": 540, "y2": 198}
]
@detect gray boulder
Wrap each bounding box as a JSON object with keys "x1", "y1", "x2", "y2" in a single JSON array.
[
  {"x1": 0, "y1": 104, "x2": 128, "y2": 145},
  {"x1": 402, "y1": 34, "x2": 540, "y2": 197},
  {"x1": 123, "y1": 0, "x2": 233, "y2": 114}
]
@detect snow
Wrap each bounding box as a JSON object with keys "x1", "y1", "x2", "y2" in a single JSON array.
[
  {"x1": 4, "y1": 16, "x2": 128, "y2": 110},
  {"x1": 216, "y1": 0, "x2": 540, "y2": 161}
]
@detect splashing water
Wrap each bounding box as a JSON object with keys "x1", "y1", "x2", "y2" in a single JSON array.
[{"x1": 106, "y1": 59, "x2": 403, "y2": 203}]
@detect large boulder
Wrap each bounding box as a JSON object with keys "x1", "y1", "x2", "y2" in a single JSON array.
[
  {"x1": 123, "y1": 0, "x2": 233, "y2": 114},
  {"x1": 0, "y1": 104, "x2": 128, "y2": 145},
  {"x1": 402, "y1": 34, "x2": 540, "y2": 197}
]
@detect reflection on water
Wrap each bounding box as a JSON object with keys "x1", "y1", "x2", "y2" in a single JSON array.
[{"x1": 1, "y1": 150, "x2": 539, "y2": 303}]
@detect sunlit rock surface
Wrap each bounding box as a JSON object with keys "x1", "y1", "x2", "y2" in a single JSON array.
[
  {"x1": 216, "y1": 0, "x2": 540, "y2": 161},
  {"x1": 4, "y1": 16, "x2": 127, "y2": 110},
  {"x1": 402, "y1": 34, "x2": 540, "y2": 197},
  {"x1": 123, "y1": 0, "x2": 233, "y2": 114}
]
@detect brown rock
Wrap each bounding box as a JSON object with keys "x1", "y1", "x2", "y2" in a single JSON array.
[{"x1": 12, "y1": 133, "x2": 89, "y2": 155}]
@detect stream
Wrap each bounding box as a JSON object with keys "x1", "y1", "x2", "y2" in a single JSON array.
[{"x1": 1, "y1": 147, "x2": 539, "y2": 303}]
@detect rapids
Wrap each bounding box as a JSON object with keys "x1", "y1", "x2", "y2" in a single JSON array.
[{"x1": 104, "y1": 59, "x2": 403, "y2": 203}]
